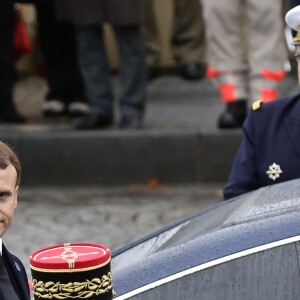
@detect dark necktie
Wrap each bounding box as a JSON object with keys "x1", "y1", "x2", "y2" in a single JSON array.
[{"x1": 0, "y1": 255, "x2": 19, "y2": 300}]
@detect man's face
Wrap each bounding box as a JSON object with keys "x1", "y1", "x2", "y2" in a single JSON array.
[{"x1": 0, "y1": 163, "x2": 18, "y2": 237}]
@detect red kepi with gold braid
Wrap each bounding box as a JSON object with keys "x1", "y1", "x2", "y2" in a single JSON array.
[{"x1": 30, "y1": 243, "x2": 114, "y2": 299}]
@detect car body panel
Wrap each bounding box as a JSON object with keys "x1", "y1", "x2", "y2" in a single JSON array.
[{"x1": 112, "y1": 179, "x2": 300, "y2": 299}]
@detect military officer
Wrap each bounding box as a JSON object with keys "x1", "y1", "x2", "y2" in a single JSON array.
[{"x1": 224, "y1": 5, "x2": 300, "y2": 200}]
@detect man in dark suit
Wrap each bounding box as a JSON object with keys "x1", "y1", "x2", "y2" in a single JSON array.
[
  {"x1": 224, "y1": 5, "x2": 300, "y2": 200},
  {"x1": 0, "y1": 141, "x2": 30, "y2": 299}
]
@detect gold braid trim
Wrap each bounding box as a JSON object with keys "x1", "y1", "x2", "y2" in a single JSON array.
[{"x1": 32, "y1": 272, "x2": 116, "y2": 299}]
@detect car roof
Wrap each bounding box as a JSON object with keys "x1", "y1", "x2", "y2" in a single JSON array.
[{"x1": 112, "y1": 179, "x2": 300, "y2": 297}]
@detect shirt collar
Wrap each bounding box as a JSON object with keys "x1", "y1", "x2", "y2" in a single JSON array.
[{"x1": 0, "y1": 238, "x2": 2, "y2": 255}]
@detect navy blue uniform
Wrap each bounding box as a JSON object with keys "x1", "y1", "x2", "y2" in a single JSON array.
[{"x1": 224, "y1": 94, "x2": 300, "y2": 200}]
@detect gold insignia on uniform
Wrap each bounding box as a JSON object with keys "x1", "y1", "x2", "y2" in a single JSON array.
[
  {"x1": 252, "y1": 100, "x2": 263, "y2": 111},
  {"x1": 266, "y1": 163, "x2": 283, "y2": 181}
]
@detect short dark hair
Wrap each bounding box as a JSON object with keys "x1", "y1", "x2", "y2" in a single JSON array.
[{"x1": 0, "y1": 141, "x2": 21, "y2": 186}]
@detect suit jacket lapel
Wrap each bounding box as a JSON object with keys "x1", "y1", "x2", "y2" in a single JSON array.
[{"x1": 2, "y1": 245, "x2": 30, "y2": 300}]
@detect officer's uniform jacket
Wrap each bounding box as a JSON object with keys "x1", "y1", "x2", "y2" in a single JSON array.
[
  {"x1": 224, "y1": 94, "x2": 300, "y2": 200},
  {"x1": 2, "y1": 244, "x2": 30, "y2": 300}
]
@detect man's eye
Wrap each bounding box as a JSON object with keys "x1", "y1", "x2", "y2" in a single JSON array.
[{"x1": 0, "y1": 193, "x2": 9, "y2": 198}]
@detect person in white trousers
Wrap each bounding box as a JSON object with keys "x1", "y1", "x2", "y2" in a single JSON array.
[{"x1": 202, "y1": 0, "x2": 288, "y2": 129}]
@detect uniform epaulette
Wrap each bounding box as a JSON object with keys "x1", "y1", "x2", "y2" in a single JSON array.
[{"x1": 252, "y1": 100, "x2": 263, "y2": 111}]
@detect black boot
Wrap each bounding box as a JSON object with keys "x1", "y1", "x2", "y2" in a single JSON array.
[
  {"x1": 73, "y1": 111, "x2": 113, "y2": 130},
  {"x1": 179, "y1": 62, "x2": 206, "y2": 81},
  {"x1": 218, "y1": 100, "x2": 247, "y2": 129}
]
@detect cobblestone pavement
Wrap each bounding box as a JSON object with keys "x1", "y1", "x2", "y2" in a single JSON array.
[{"x1": 4, "y1": 184, "x2": 222, "y2": 276}]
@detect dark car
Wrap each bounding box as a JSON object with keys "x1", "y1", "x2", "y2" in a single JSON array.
[{"x1": 111, "y1": 178, "x2": 300, "y2": 300}]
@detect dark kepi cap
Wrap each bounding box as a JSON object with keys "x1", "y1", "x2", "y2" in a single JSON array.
[{"x1": 30, "y1": 243, "x2": 114, "y2": 299}]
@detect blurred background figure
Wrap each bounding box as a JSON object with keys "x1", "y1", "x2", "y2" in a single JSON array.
[
  {"x1": 144, "y1": 0, "x2": 206, "y2": 81},
  {"x1": 55, "y1": 0, "x2": 147, "y2": 130},
  {"x1": 34, "y1": 0, "x2": 90, "y2": 118},
  {"x1": 202, "y1": 0, "x2": 288, "y2": 129},
  {"x1": 0, "y1": 0, "x2": 26, "y2": 124}
]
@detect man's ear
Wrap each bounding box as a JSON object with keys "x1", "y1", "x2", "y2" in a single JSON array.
[{"x1": 14, "y1": 185, "x2": 19, "y2": 208}]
